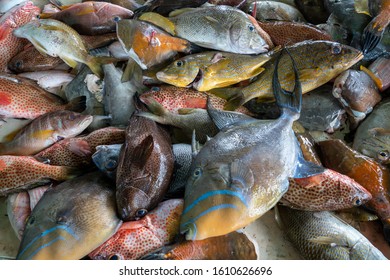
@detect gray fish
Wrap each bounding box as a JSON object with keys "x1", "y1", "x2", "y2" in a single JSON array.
[
  {"x1": 276, "y1": 205, "x2": 387, "y2": 260},
  {"x1": 92, "y1": 144, "x2": 122, "y2": 180},
  {"x1": 16, "y1": 172, "x2": 122, "y2": 260},
  {"x1": 245, "y1": 1, "x2": 306, "y2": 22}
]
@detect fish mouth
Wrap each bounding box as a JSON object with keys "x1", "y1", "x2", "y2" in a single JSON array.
[
  {"x1": 156, "y1": 71, "x2": 178, "y2": 83},
  {"x1": 188, "y1": 69, "x2": 204, "y2": 90}
]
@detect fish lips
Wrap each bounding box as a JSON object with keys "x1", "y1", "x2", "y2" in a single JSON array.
[{"x1": 116, "y1": 185, "x2": 151, "y2": 221}]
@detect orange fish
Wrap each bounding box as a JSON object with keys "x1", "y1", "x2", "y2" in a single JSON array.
[
  {"x1": 88, "y1": 199, "x2": 183, "y2": 260},
  {"x1": 0, "y1": 155, "x2": 80, "y2": 196},
  {"x1": 0, "y1": 1, "x2": 40, "y2": 72},
  {"x1": 0, "y1": 73, "x2": 86, "y2": 119}
]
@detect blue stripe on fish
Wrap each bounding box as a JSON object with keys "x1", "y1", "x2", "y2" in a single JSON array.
[
  {"x1": 26, "y1": 236, "x2": 65, "y2": 260},
  {"x1": 182, "y1": 190, "x2": 247, "y2": 216},
  {"x1": 18, "y1": 225, "x2": 79, "y2": 258}
]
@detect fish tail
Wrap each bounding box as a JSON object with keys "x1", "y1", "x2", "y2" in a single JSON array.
[
  {"x1": 272, "y1": 48, "x2": 301, "y2": 117},
  {"x1": 209, "y1": 87, "x2": 245, "y2": 111},
  {"x1": 85, "y1": 56, "x2": 118, "y2": 78},
  {"x1": 187, "y1": 42, "x2": 206, "y2": 54},
  {"x1": 64, "y1": 96, "x2": 86, "y2": 113}
]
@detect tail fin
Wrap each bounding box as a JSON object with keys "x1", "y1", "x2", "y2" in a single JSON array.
[
  {"x1": 208, "y1": 87, "x2": 245, "y2": 111},
  {"x1": 64, "y1": 96, "x2": 86, "y2": 113},
  {"x1": 86, "y1": 56, "x2": 118, "y2": 78},
  {"x1": 272, "y1": 48, "x2": 301, "y2": 116}
]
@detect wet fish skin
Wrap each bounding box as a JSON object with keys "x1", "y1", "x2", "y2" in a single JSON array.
[
  {"x1": 92, "y1": 144, "x2": 122, "y2": 180},
  {"x1": 168, "y1": 5, "x2": 269, "y2": 54},
  {"x1": 39, "y1": 1, "x2": 134, "y2": 35},
  {"x1": 0, "y1": 110, "x2": 93, "y2": 156},
  {"x1": 135, "y1": 0, "x2": 208, "y2": 16},
  {"x1": 167, "y1": 143, "x2": 192, "y2": 197},
  {"x1": 18, "y1": 70, "x2": 75, "y2": 93},
  {"x1": 156, "y1": 50, "x2": 274, "y2": 91},
  {"x1": 143, "y1": 231, "x2": 258, "y2": 260},
  {"x1": 88, "y1": 199, "x2": 183, "y2": 260},
  {"x1": 116, "y1": 113, "x2": 174, "y2": 221},
  {"x1": 87, "y1": 0, "x2": 142, "y2": 11},
  {"x1": 245, "y1": 1, "x2": 306, "y2": 22},
  {"x1": 16, "y1": 172, "x2": 122, "y2": 260},
  {"x1": 0, "y1": 73, "x2": 86, "y2": 119},
  {"x1": 211, "y1": 40, "x2": 363, "y2": 110},
  {"x1": 34, "y1": 127, "x2": 125, "y2": 167},
  {"x1": 0, "y1": 1, "x2": 41, "y2": 72},
  {"x1": 7, "y1": 192, "x2": 31, "y2": 240},
  {"x1": 276, "y1": 206, "x2": 387, "y2": 259},
  {"x1": 353, "y1": 99, "x2": 390, "y2": 164},
  {"x1": 0, "y1": 155, "x2": 80, "y2": 196}
]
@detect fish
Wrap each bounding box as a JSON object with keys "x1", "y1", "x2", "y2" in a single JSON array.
[
  {"x1": 155, "y1": 49, "x2": 276, "y2": 91},
  {"x1": 294, "y1": 127, "x2": 322, "y2": 166},
  {"x1": 298, "y1": 84, "x2": 346, "y2": 133},
  {"x1": 134, "y1": 0, "x2": 208, "y2": 16},
  {"x1": 34, "y1": 127, "x2": 125, "y2": 167},
  {"x1": 211, "y1": 40, "x2": 363, "y2": 111},
  {"x1": 139, "y1": 85, "x2": 252, "y2": 115},
  {"x1": 27, "y1": 185, "x2": 49, "y2": 210},
  {"x1": 0, "y1": 155, "x2": 81, "y2": 196},
  {"x1": 179, "y1": 48, "x2": 326, "y2": 240},
  {"x1": 107, "y1": 41, "x2": 129, "y2": 60},
  {"x1": 318, "y1": 139, "x2": 390, "y2": 244},
  {"x1": 16, "y1": 172, "x2": 122, "y2": 260},
  {"x1": 167, "y1": 143, "x2": 192, "y2": 197},
  {"x1": 0, "y1": 73, "x2": 86, "y2": 119},
  {"x1": 7, "y1": 191, "x2": 31, "y2": 240},
  {"x1": 281, "y1": 169, "x2": 372, "y2": 211},
  {"x1": 92, "y1": 144, "x2": 122, "y2": 179},
  {"x1": 18, "y1": 70, "x2": 75, "y2": 94},
  {"x1": 13, "y1": 19, "x2": 115, "y2": 77},
  {"x1": 39, "y1": 1, "x2": 134, "y2": 35},
  {"x1": 275, "y1": 205, "x2": 387, "y2": 259},
  {"x1": 365, "y1": 56, "x2": 390, "y2": 92},
  {"x1": 116, "y1": 19, "x2": 193, "y2": 70},
  {"x1": 245, "y1": 1, "x2": 306, "y2": 22},
  {"x1": 256, "y1": 21, "x2": 332, "y2": 46},
  {"x1": 0, "y1": 1, "x2": 41, "y2": 72},
  {"x1": 142, "y1": 231, "x2": 258, "y2": 260},
  {"x1": 0, "y1": 110, "x2": 93, "y2": 156},
  {"x1": 88, "y1": 0, "x2": 142, "y2": 11},
  {"x1": 294, "y1": 0, "x2": 330, "y2": 24},
  {"x1": 208, "y1": 0, "x2": 247, "y2": 8},
  {"x1": 116, "y1": 111, "x2": 174, "y2": 221},
  {"x1": 353, "y1": 99, "x2": 390, "y2": 164},
  {"x1": 168, "y1": 5, "x2": 269, "y2": 54},
  {"x1": 332, "y1": 69, "x2": 381, "y2": 126},
  {"x1": 88, "y1": 199, "x2": 183, "y2": 260}
]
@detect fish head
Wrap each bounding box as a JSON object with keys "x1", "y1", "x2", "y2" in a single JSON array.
[
  {"x1": 92, "y1": 145, "x2": 121, "y2": 178},
  {"x1": 180, "y1": 161, "x2": 250, "y2": 240},
  {"x1": 228, "y1": 19, "x2": 269, "y2": 54},
  {"x1": 349, "y1": 239, "x2": 387, "y2": 260},
  {"x1": 94, "y1": 2, "x2": 134, "y2": 29},
  {"x1": 13, "y1": 19, "x2": 40, "y2": 38},
  {"x1": 358, "y1": 130, "x2": 390, "y2": 164},
  {"x1": 156, "y1": 58, "x2": 200, "y2": 87},
  {"x1": 53, "y1": 111, "x2": 93, "y2": 138}
]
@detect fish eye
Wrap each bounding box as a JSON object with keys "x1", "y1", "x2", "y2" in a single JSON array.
[
  {"x1": 193, "y1": 168, "x2": 202, "y2": 177},
  {"x1": 136, "y1": 209, "x2": 148, "y2": 218},
  {"x1": 28, "y1": 216, "x2": 35, "y2": 225},
  {"x1": 353, "y1": 197, "x2": 362, "y2": 206},
  {"x1": 331, "y1": 44, "x2": 342, "y2": 55},
  {"x1": 105, "y1": 159, "x2": 117, "y2": 171},
  {"x1": 378, "y1": 150, "x2": 389, "y2": 161},
  {"x1": 68, "y1": 114, "x2": 76, "y2": 121},
  {"x1": 109, "y1": 254, "x2": 120, "y2": 260},
  {"x1": 151, "y1": 86, "x2": 160, "y2": 92},
  {"x1": 176, "y1": 60, "x2": 184, "y2": 67},
  {"x1": 15, "y1": 60, "x2": 23, "y2": 69},
  {"x1": 113, "y1": 16, "x2": 121, "y2": 22},
  {"x1": 248, "y1": 25, "x2": 255, "y2": 32}
]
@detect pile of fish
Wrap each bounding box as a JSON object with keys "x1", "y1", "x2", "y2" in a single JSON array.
[{"x1": 0, "y1": 0, "x2": 390, "y2": 260}]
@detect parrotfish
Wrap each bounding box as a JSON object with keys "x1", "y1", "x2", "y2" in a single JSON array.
[
  {"x1": 179, "y1": 49, "x2": 325, "y2": 240},
  {"x1": 88, "y1": 199, "x2": 183, "y2": 260},
  {"x1": 16, "y1": 172, "x2": 122, "y2": 260}
]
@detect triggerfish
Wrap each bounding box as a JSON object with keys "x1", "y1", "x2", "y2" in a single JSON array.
[{"x1": 179, "y1": 49, "x2": 325, "y2": 240}]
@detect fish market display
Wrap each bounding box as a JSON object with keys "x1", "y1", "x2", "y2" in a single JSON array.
[{"x1": 1, "y1": 0, "x2": 389, "y2": 261}]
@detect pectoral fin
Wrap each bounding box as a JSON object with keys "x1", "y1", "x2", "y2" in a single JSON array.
[
  {"x1": 292, "y1": 152, "x2": 326, "y2": 179},
  {"x1": 230, "y1": 159, "x2": 254, "y2": 190},
  {"x1": 131, "y1": 135, "x2": 154, "y2": 168}
]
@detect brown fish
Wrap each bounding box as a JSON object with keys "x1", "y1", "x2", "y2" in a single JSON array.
[
  {"x1": 0, "y1": 110, "x2": 93, "y2": 156},
  {"x1": 0, "y1": 155, "x2": 80, "y2": 196},
  {"x1": 34, "y1": 127, "x2": 125, "y2": 167},
  {"x1": 116, "y1": 112, "x2": 174, "y2": 221}
]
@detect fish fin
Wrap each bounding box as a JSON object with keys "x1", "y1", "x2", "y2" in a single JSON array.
[
  {"x1": 85, "y1": 56, "x2": 118, "y2": 78},
  {"x1": 68, "y1": 139, "x2": 91, "y2": 157},
  {"x1": 249, "y1": 67, "x2": 265, "y2": 78},
  {"x1": 75, "y1": 5, "x2": 96, "y2": 16},
  {"x1": 230, "y1": 159, "x2": 254, "y2": 190},
  {"x1": 168, "y1": 8, "x2": 196, "y2": 17},
  {"x1": 3, "y1": 128, "x2": 22, "y2": 142},
  {"x1": 0, "y1": 25, "x2": 12, "y2": 41},
  {"x1": 360, "y1": 65, "x2": 383, "y2": 90},
  {"x1": 204, "y1": 15, "x2": 220, "y2": 26},
  {"x1": 272, "y1": 48, "x2": 301, "y2": 115},
  {"x1": 34, "y1": 156, "x2": 51, "y2": 164},
  {"x1": 121, "y1": 57, "x2": 143, "y2": 84},
  {"x1": 60, "y1": 55, "x2": 78, "y2": 68},
  {"x1": 362, "y1": 19, "x2": 384, "y2": 54},
  {"x1": 139, "y1": 97, "x2": 168, "y2": 116},
  {"x1": 64, "y1": 96, "x2": 87, "y2": 113},
  {"x1": 30, "y1": 129, "x2": 55, "y2": 140},
  {"x1": 177, "y1": 108, "x2": 195, "y2": 115},
  {"x1": 131, "y1": 135, "x2": 154, "y2": 168},
  {"x1": 274, "y1": 204, "x2": 284, "y2": 230},
  {"x1": 209, "y1": 87, "x2": 245, "y2": 111},
  {"x1": 38, "y1": 13, "x2": 54, "y2": 19},
  {"x1": 368, "y1": 127, "x2": 390, "y2": 136},
  {"x1": 191, "y1": 130, "x2": 202, "y2": 158},
  {"x1": 308, "y1": 235, "x2": 349, "y2": 248},
  {"x1": 206, "y1": 97, "x2": 255, "y2": 130},
  {"x1": 138, "y1": 12, "x2": 176, "y2": 35},
  {"x1": 188, "y1": 43, "x2": 206, "y2": 54},
  {"x1": 62, "y1": 166, "x2": 86, "y2": 180},
  {"x1": 210, "y1": 53, "x2": 226, "y2": 64},
  {"x1": 116, "y1": 20, "x2": 136, "y2": 53},
  {"x1": 292, "y1": 152, "x2": 326, "y2": 179},
  {"x1": 30, "y1": 39, "x2": 50, "y2": 56}
]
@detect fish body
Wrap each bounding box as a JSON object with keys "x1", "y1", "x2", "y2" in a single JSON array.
[
  {"x1": 13, "y1": 19, "x2": 114, "y2": 77},
  {"x1": 276, "y1": 206, "x2": 387, "y2": 260},
  {"x1": 39, "y1": 1, "x2": 134, "y2": 35},
  {"x1": 18, "y1": 70, "x2": 75, "y2": 93},
  {"x1": 211, "y1": 40, "x2": 363, "y2": 110},
  {"x1": 135, "y1": 0, "x2": 208, "y2": 16},
  {"x1": 0, "y1": 110, "x2": 93, "y2": 156},
  {"x1": 116, "y1": 114, "x2": 174, "y2": 221},
  {"x1": 168, "y1": 5, "x2": 269, "y2": 54},
  {"x1": 116, "y1": 19, "x2": 192, "y2": 70},
  {"x1": 7, "y1": 191, "x2": 31, "y2": 240},
  {"x1": 353, "y1": 99, "x2": 390, "y2": 164},
  {"x1": 16, "y1": 172, "x2": 122, "y2": 260},
  {"x1": 245, "y1": 1, "x2": 306, "y2": 22},
  {"x1": 156, "y1": 50, "x2": 274, "y2": 91},
  {"x1": 0, "y1": 73, "x2": 85, "y2": 119},
  {"x1": 0, "y1": 1, "x2": 40, "y2": 72},
  {"x1": 34, "y1": 127, "x2": 125, "y2": 167},
  {"x1": 88, "y1": 199, "x2": 183, "y2": 260},
  {"x1": 92, "y1": 144, "x2": 122, "y2": 179},
  {"x1": 0, "y1": 155, "x2": 79, "y2": 196},
  {"x1": 282, "y1": 169, "x2": 372, "y2": 211},
  {"x1": 167, "y1": 143, "x2": 192, "y2": 197}
]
